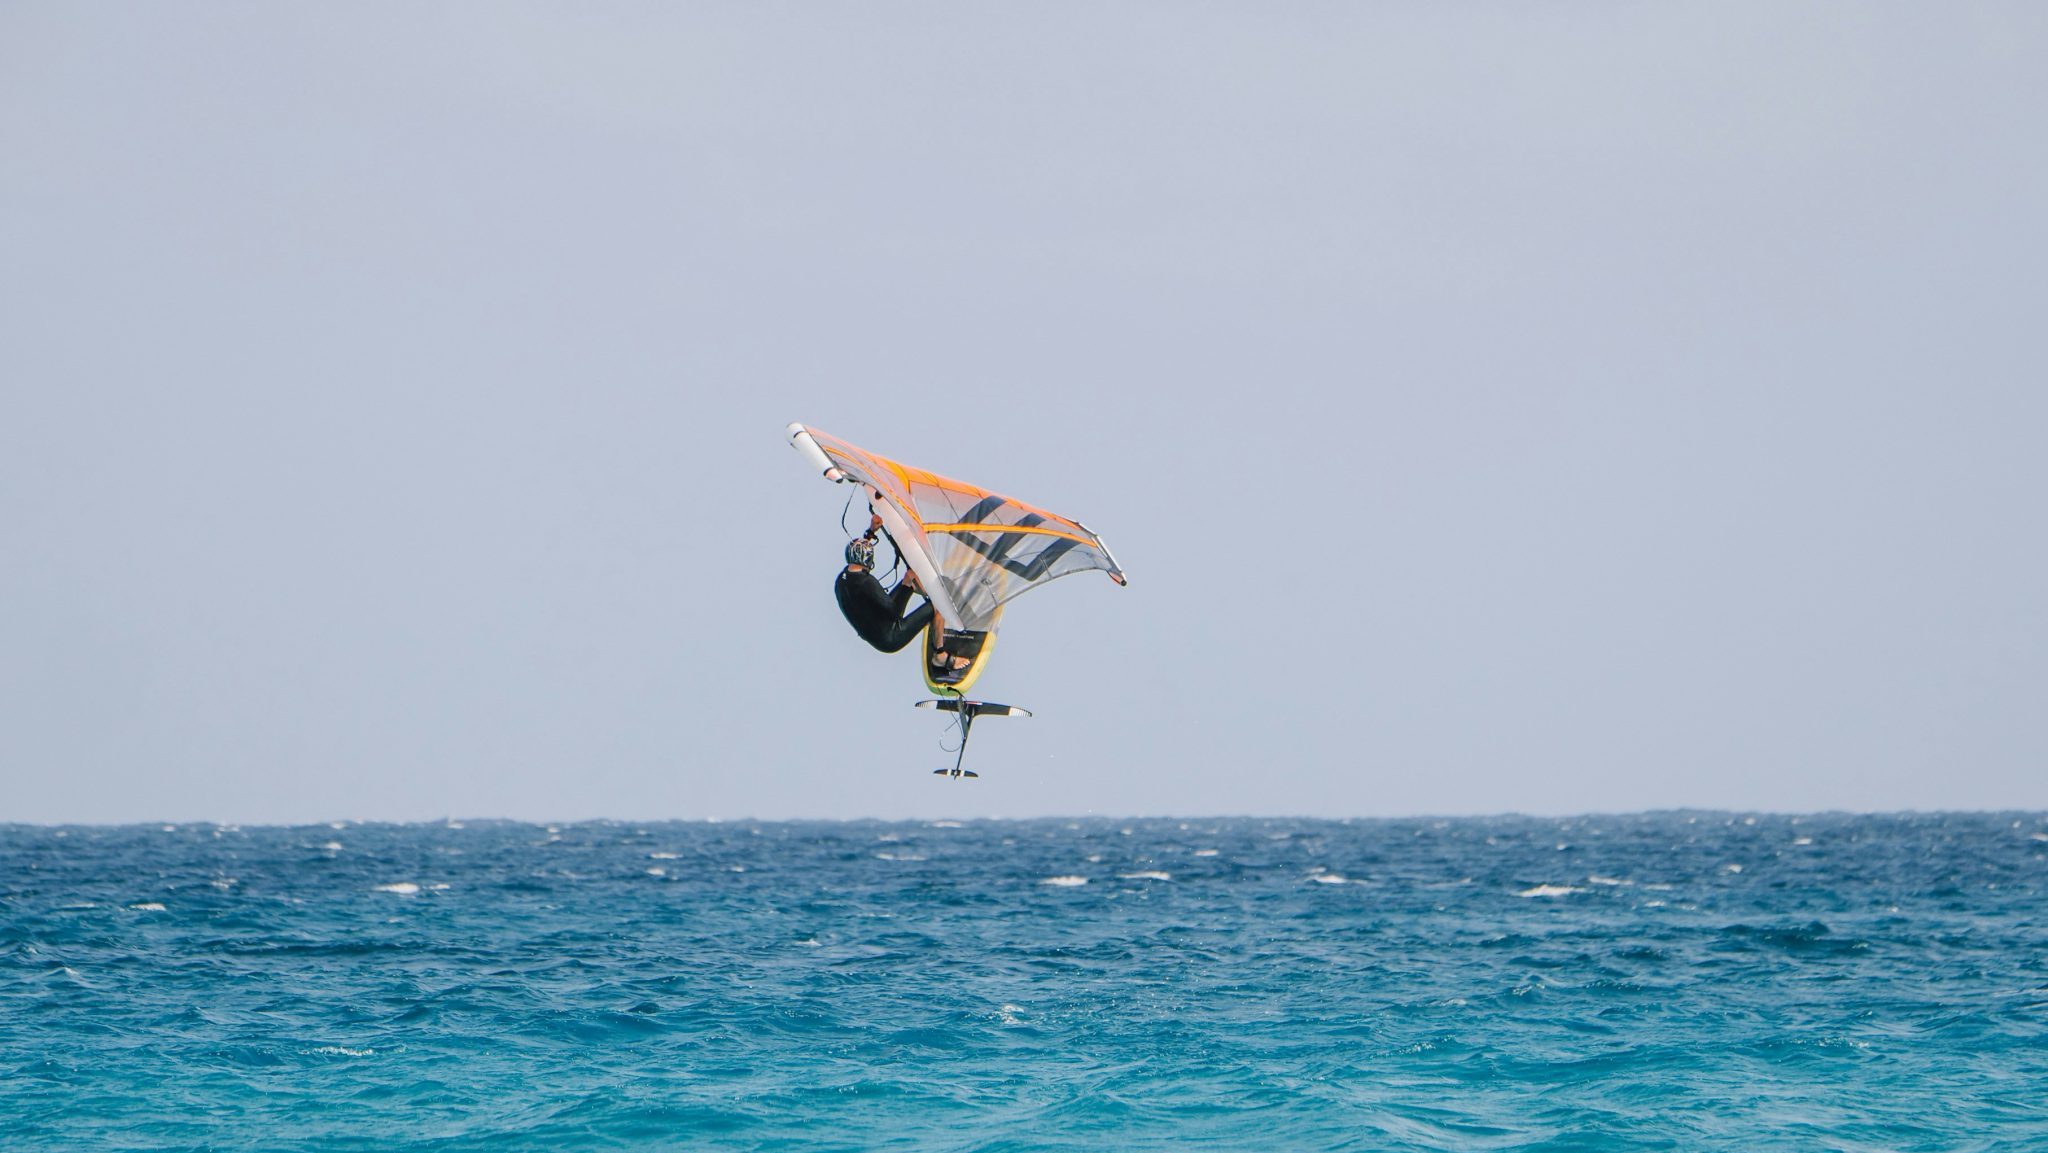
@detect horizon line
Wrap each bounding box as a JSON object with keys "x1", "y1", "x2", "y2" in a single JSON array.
[{"x1": 6, "y1": 808, "x2": 2046, "y2": 830}]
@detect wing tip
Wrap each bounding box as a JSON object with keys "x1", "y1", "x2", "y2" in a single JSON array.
[{"x1": 787, "y1": 423, "x2": 845, "y2": 481}]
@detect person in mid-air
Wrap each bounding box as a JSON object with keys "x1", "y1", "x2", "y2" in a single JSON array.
[{"x1": 835, "y1": 517, "x2": 971, "y2": 680}]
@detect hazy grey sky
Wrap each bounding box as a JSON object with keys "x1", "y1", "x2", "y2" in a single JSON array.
[{"x1": 4, "y1": 4, "x2": 2044, "y2": 822}]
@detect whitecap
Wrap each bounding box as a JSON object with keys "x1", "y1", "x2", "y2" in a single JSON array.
[
  {"x1": 1192, "y1": 848, "x2": 1220, "y2": 858},
  {"x1": 1643, "y1": 899, "x2": 1667, "y2": 908},
  {"x1": 161, "y1": 825, "x2": 177, "y2": 833},
  {"x1": 1118, "y1": 871, "x2": 1171, "y2": 881},
  {"x1": 1312, "y1": 874, "x2": 1349, "y2": 885},
  {"x1": 444, "y1": 820, "x2": 465, "y2": 830},
  {"x1": 374, "y1": 882, "x2": 420, "y2": 896},
  {"x1": 1587, "y1": 875, "x2": 1631, "y2": 887},
  {"x1": 2031, "y1": 833, "x2": 2048, "y2": 843},
  {"x1": 128, "y1": 902, "x2": 166, "y2": 912},
  {"x1": 875, "y1": 852, "x2": 927, "y2": 861},
  {"x1": 1723, "y1": 863, "x2": 1744, "y2": 874},
  {"x1": 210, "y1": 878, "x2": 236, "y2": 890},
  {"x1": 321, "y1": 841, "x2": 343, "y2": 852},
  {"x1": 1518, "y1": 884, "x2": 1583, "y2": 898},
  {"x1": 313, "y1": 1046, "x2": 373, "y2": 1057},
  {"x1": 930, "y1": 820, "x2": 964, "y2": 829},
  {"x1": 649, "y1": 852, "x2": 680, "y2": 860},
  {"x1": 646, "y1": 868, "x2": 666, "y2": 877},
  {"x1": 1040, "y1": 876, "x2": 1089, "y2": 887},
  {"x1": 1792, "y1": 837, "x2": 1814, "y2": 846},
  {"x1": 428, "y1": 883, "x2": 449, "y2": 891},
  {"x1": 999, "y1": 1003, "x2": 1024, "y2": 1025}
]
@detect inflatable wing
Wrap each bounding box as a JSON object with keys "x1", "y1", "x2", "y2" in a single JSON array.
[{"x1": 787, "y1": 423, "x2": 1126, "y2": 632}]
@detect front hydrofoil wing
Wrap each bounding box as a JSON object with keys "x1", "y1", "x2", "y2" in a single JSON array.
[{"x1": 915, "y1": 699, "x2": 1031, "y2": 778}]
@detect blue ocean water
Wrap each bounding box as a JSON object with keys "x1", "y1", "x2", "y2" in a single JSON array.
[{"x1": 3, "y1": 815, "x2": 2044, "y2": 1151}]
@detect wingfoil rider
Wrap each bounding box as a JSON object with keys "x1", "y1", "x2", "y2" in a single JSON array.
[{"x1": 835, "y1": 515, "x2": 970, "y2": 682}]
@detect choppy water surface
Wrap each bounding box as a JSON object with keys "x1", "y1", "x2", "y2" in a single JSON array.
[{"x1": 4, "y1": 814, "x2": 2045, "y2": 1150}]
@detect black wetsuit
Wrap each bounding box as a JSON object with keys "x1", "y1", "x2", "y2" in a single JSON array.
[{"x1": 835, "y1": 567, "x2": 933, "y2": 653}]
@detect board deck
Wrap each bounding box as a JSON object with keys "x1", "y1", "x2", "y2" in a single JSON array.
[
  {"x1": 923, "y1": 623, "x2": 997, "y2": 696},
  {"x1": 922, "y1": 602, "x2": 1005, "y2": 696}
]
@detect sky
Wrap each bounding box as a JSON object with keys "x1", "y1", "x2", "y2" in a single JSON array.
[{"x1": 3, "y1": 4, "x2": 2045, "y2": 823}]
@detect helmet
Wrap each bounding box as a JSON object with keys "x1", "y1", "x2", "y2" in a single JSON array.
[{"x1": 845, "y1": 537, "x2": 876, "y2": 568}]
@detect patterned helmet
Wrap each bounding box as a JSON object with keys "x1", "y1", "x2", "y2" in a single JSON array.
[{"x1": 844, "y1": 536, "x2": 876, "y2": 568}]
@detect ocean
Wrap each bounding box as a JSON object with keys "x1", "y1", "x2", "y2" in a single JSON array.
[{"x1": 3, "y1": 814, "x2": 2044, "y2": 1150}]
